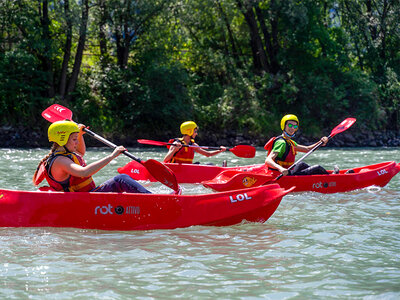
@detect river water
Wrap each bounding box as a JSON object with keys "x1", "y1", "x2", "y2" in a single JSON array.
[{"x1": 0, "y1": 147, "x2": 399, "y2": 299}]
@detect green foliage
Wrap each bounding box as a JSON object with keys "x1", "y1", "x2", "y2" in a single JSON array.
[
  {"x1": 377, "y1": 68, "x2": 400, "y2": 129},
  {"x1": 291, "y1": 62, "x2": 378, "y2": 133},
  {"x1": 0, "y1": 0, "x2": 399, "y2": 142},
  {"x1": 0, "y1": 50, "x2": 49, "y2": 125},
  {"x1": 96, "y1": 51, "x2": 192, "y2": 138}
]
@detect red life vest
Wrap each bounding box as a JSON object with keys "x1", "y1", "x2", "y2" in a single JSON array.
[
  {"x1": 264, "y1": 136, "x2": 297, "y2": 168},
  {"x1": 168, "y1": 138, "x2": 195, "y2": 164},
  {"x1": 36, "y1": 150, "x2": 96, "y2": 192}
]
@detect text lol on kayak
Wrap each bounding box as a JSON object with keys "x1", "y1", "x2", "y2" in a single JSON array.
[{"x1": 230, "y1": 193, "x2": 252, "y2": 203}]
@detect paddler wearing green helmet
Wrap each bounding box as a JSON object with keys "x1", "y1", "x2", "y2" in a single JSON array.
[
  {"x1": 163, "y1": 121, "x2": 226, "y2": 163},
  {"x1": 264, "y1": 114, "x2": 331, "y2": 176}
]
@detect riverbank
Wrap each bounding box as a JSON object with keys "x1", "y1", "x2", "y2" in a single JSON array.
[{"x1": 0, "y1": 125, "x2": 399, "y2": 148}]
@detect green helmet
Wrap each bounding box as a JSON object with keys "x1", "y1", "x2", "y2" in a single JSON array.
[{"x1": 48, "y1": 120, "x2": 79, "y2": 146}]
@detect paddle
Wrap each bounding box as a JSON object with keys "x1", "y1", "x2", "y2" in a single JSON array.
[
  {"x1": 41, "y1": 104, "x2": 179, "y2": 191},
  {"x1": 137, "y1": 139, "x2": 256, "y2": 158},
  {"x1": 275, "y1": 117, "x2": 357, "y2": 180}
]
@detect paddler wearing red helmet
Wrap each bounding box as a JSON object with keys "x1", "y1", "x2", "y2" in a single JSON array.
[
  {"x1": 264, "y1": 114, "x2": 330, "y2": 176},
  {"x1": 163, "y1": 121, "x2": 226, "y2": 163},
  {"x1": 33, "y1": 120, "x2": 151, "y2": 193}
]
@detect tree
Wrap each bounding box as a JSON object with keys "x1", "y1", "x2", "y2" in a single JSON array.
[{"x1": 338, "y1": 0, "x2": 400, "y2": 128}]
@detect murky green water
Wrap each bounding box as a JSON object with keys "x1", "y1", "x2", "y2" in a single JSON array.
[{"x1": 1, "y1": 147, "x2": 399, "y2": 299}]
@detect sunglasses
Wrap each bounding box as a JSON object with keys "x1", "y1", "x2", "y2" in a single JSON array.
[{"x1": 287, "y1": 123, "x2": 298, "y2": 129}]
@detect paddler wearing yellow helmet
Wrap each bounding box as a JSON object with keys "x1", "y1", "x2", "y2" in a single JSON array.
[
  {"x1": 33, "y1": 120, "x2": 152, "y2": 194},
  {"x1": 163, "y1": 121, "x2": 227, "y2": 164},
  {"x1": 264, "y1": 114, "x2": 331, "y2": 176}
]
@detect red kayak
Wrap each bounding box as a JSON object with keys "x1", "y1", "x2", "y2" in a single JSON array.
[
  {"x1": 0, "y1": 184, "x2": 292, "y2": 230},
  {"x1": 118, "y1": 161, "x2": 265, "y2": 183},
  {"x1": 202, "y1": 161, "x2": 400, "y2": 193}
]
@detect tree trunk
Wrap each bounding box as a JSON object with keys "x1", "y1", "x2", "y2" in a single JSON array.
[
  {"x1": 121, "y1": 21, "x2": 130, "y2": 68},
  {"x1": 39, "y1": 0, "x2": 55, "y2": 97},
  {"x1": 66, "y1": 0, "x2": 89, "y2": 99},
  {"x1": 216, "y1": 0, "x2": 243, "y2": 69},
  {"x1": 98, "y1": 0, "x2": 109, "y2": 69},
  {"x1": 59, "y1": 0, "x2": 72, "y2": 98},
  {"x1": 255, "y1": 5, "x2": 281, "y2": 74},
  {"x1": 115, "y1": 29, "x2": 125, "y2": 68},
  {"x1": 236, "y1": 0, "x2": 269, "y2": 74}
]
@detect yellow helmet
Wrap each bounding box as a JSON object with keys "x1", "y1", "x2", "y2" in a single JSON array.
[
  {"x1": 48, "y1": 120, "x2": 79, "y2": 146},
  {"x1": 180, "y1": 121, "x2": 198, "y2": 136},
  {"x1": 280, "y1": 114, "x2": 299, "y2": 130}
]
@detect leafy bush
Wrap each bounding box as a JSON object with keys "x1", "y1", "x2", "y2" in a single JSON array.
[
  {"x1": 0, "y1": 50, "x2": 49, "y2": 125},
  {"x1": 96, "y1": 53, "x2": 192, "y2": 138}
]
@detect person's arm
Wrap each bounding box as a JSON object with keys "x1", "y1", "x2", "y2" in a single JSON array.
[
  {"x1": 296, "y1": 136, "x2": 328, "y2": 153},
  {"x1": 193, "y1": 144, "x2": 226, "y2": 157},
  {"x1": 265, "y1": 152, "x2": 289, "y2": 176},
  {"x1": 75, "y1": 124, "x2": 86, "y2": 156},
  {"x1": 52, "y1": 146, "x2": 126, "y2": 179},
  {"x1": 163, "y1": 141, "x2": 182, "y2": 163}
]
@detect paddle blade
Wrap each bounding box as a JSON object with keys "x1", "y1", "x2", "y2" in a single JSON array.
[
  {"x1": 229, "y1": 145, "x2": 256, "y2": 158},
  {"x1": 137, "y1": 139, "x2": 168, "y2": 147},
  {"x1": 42, "y1": 104, "x2": 73, "y2": 123},
  {"x1": 142, "y1": 159, "x2": 179, "y2": 191},
  {"x1": 118, "y1": 161, "x2": 152, "y2": 180},
  {"x1": 330, "y1": 118, "x2": 356, "y2": 138}
]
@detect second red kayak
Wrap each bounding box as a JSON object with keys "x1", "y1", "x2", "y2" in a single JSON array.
[{"x1": 202, "y1": 161, "x2": 400, "y2": 193}]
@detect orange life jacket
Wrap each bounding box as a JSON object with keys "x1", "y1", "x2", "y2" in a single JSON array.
[
  {"x1": 264, "y1": 136, "x2": 297, "y2": 168},
  {"x1": 168, "y1": 138, "x2": 195, "y2": 164},
  {"x1": 36, "y1": 150, "x2": 96, "y2": 192}
]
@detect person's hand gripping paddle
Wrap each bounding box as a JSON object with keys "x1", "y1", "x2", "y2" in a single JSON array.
[
  {"x1": 137, "y1": 139, "x2": 256, "y2": 158},
  {"x1": 42, "y1": 104, "x2": 179, "y2": 192}
]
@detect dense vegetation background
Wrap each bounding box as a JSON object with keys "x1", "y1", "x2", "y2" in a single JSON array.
[{"x1": 0, "y1": 0, "x2": 399, "y2": 145}]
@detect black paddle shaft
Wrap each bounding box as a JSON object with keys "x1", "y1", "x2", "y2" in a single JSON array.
[{"x1": 83, "y1": 128, "x2": 141, "y2": 163}]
